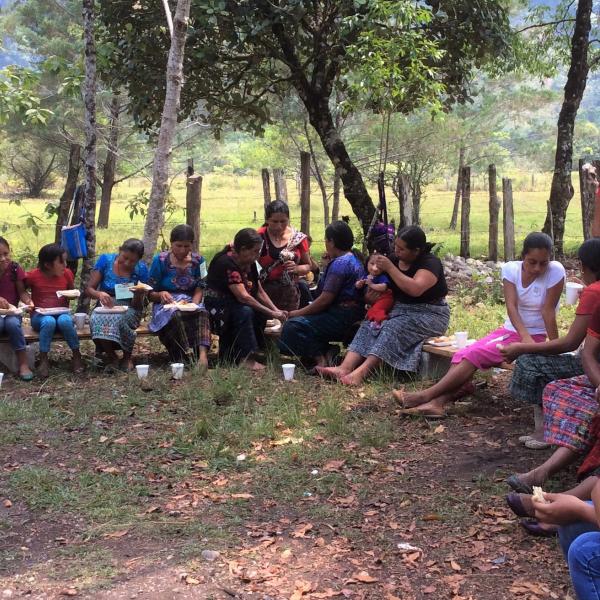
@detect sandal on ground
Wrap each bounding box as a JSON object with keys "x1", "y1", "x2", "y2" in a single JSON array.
[
  {"x1": 398, "y1": 407, "x2": 447, "y2": 419},
  {"x1": 518, "y1": 434, "x2": 534, "y2": 443},
  {"x1": 519, "y1": 519, "x2": 558, "y2": 538},
  {"x1": 506, "y1": 474, "x2": 533, "y2": 495},
  {"x1": 506, "y1": 492, "x2": 531, "y2": 518},
  {"x1": 524, "y1": 438, "x2": 551, "y2": 450},
  {"x1": 19, "y1": 371, "x2": 34, "y2": 381}
]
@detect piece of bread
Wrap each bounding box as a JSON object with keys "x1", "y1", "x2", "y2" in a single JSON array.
[
  {"x1": 532, "y1": 486, "x2": 547, "y2": 503},
  {"x1": 129, "y1": 282, "x2": 152, "y2": 291}
]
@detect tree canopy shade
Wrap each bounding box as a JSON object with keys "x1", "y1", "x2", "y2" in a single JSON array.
[{"x1": 99, "y1": 0, "x2": 515, "y2": 230}]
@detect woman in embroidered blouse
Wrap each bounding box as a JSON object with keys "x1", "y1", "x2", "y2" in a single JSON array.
[
  {"x1": 278, "y1": 220, "x2": 365, "y2": 367},
  {"x1": 86, "y1": 238, "x2": 149, "y2": 371},
  {"x1": 148, "y1": 225, "x2": 211, "y2": 369},
  {"x1": 257, "y1": 201, "x2": 312, "y2": 311},
  {"x1": 205, "y1": 228, "x2": 287, "y2": 371}
]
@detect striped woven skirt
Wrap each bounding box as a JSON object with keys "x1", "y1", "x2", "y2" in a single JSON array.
[{"x1": 543, "y1": 375, "x2": 599, "y2": 452}]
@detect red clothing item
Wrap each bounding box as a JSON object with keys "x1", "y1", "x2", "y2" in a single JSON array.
[
  {"x1": 577, "y1": 280, "x2": 600, "y2": 315},
  {"x1": 257, "y1": 226, "x2": 309, "y2": 281},
  {"x1": 25, "y1": 268, "x2": 74, "y2": 308},
  {"x1": 0, "y1": 262, "x2": 26, "y2": 306},
  {"x1": 366, "y1": 289, "x2": 395, "y2": 324}
]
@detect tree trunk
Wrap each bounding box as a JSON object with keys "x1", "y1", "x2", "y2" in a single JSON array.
[
  {"x1": 503, "y1": 178, "x2": 516, "y2": 261},
  {"x1": 77, "y1": 0, "x2": 97, "y2": 313},
  {"x1": 186, "y1": 174, "x2": 202, "y2": 253},
  {"x1": 272, "y1": 168, "x2": 288, "y2": 203},
  {"x1": 398, "y1": 174, "x2": 413, "y2": 228},
  {"x1": 304, "y1": 99, "x2": 375, "y2": 234},
  {"x1": 449, "y1": 146, "x2": 465, "y2": 230},
  {"x1": 543, "y1": 0, "x2": 592, "y2": 256},
  {"x1": 142, "y1": 0, "x2": 192, "y2": 261},
  {"x1": 299, "y1": 151, "x2": 311, "y2": 235},
  {"x1": 97, "y1": 94, "x2": 120, "y2": 228},
  {"x1": 460, "y1": 166, "x2": 471, "y2": 258},
  {"x1": 331, "y1": 169, "x2": 341, "y2": 222},
  {"x1": 488, "y1": 164, "x2": 500, "y2": 261},
  {"x1": 304, "y1": 120, "x2": 329, "y2": 227},
  {"x1": 579, "y1": 159, "x2": 596, "y2": 240},
  {"x1": 261, "y1": 168, "x2": 271, "y2": 218},
  {"x1": 55, "y1": 144, "x2": 81, "y2": 244}
]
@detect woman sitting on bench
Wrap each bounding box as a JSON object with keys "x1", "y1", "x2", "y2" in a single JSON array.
[
  {"x1": 0, "y1": 236, "x2": 33, "y2": 380},
  {"x1": 86, "y1": 238, "x2": 149, "y2": 371},
  {"x1": 397, "y1": 232, "x2": 564, "y2": 418}
]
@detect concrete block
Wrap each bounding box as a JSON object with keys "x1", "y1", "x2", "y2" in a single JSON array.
[{"x1": 0, "y1": 343, "x2": 36, "y2": 374}]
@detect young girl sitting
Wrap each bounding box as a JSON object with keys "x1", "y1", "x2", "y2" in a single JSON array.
[
  {"x1": 26, "y1": 243, "x2": 82, "y2": 378},
  {"x1": 356, "y1": 253, "x2": 394, "y2": 328},
  {"x1": 0, "y1": 237, "x2": 34, "y2": 380},
  {"x1": 395, "y1": 232, "x2": 565, "y2": 417}
]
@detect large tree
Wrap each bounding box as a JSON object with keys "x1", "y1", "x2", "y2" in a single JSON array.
[{"x1": 99, "y1": 0, "x2": 514, "y2": 232}]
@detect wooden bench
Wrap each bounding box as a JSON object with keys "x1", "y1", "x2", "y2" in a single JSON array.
[{"x1": 420, "y1": 342, "x2": 513, "y2": 379}]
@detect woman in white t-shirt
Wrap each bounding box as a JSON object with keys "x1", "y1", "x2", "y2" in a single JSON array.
[{"x1": 395, "y1": 232, "x2": 565, "y2": 418}]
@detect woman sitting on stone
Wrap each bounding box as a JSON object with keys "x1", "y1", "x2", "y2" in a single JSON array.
[
  {"x1": 278, "y1": 220, "x2": 365, "y2": 367},
  {"x1": 398, "y1": 232, "x2": 564, "y2": 418},
  {"x1": 86, "y1": 238, "x2": 149, "y2": 371},
  {"x1": 501, "y1": 238, "x2": 600, "y2": 449},
  {"x1": 257, "y1": 200, "x2": 312, "y2": 311},
  {"x1": 205, "y1": 228, "x2": 287, "y2": 371},
  {"x1": 148, "y1": 225, "x2": 211, "y2": 369},
  {"x1": 317, "y1": 225, "x2": 448, "y2": 385}
]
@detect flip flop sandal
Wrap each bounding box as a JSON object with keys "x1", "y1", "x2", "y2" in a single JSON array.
[
  {"x1": 19, "y1": 372, "x2": 34, "y2": 382},
  {"x1": 524, "y1": 438, "x2": 551, "y2": 450},
  {"x1": 506, "y1": 474, "x2": 533, "y2": 495},
  {"x1": 519, "y1": 519, "x2": 558, "y2": 538},
  {"x1": 506, "y1": 492, "x2": 531, "y2": 518},
  {"x1": 398, "y1": 408, "x2": 447, "y2": 419},
  {"x1": 518, "y1": 434, "x2": 534, "y2": 443}
]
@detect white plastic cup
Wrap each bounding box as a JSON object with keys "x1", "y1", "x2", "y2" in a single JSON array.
[
  {"x1": 171, "y1": 363, "x2": 184, "y2": 380},
  {"x1": 282, "y1": 363, "x2": 296, "y2": 381},
  {"x1": 566, "y1": 282, "x2": 584, "y2": 305},
  {"x1": 0, "y1": 373, "x2": 3, "y2": 388},
  {"x1": 136, "y1": 364, "x2": 149, "y2": 380},
  {"x1": 454, "y1": 331, "x2": 468, "y2": 349},
  {"x1": 74, "y1": 313, "x2": 87, "y2": 331}
]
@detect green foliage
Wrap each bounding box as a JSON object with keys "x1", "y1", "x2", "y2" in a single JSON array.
[{"x1": 0, "y1": 66, "x2": 53, "y2": 125}]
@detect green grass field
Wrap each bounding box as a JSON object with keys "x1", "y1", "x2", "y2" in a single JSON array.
[{"x1": 0, "y1": 171, "x2": 587, "y2": 267}]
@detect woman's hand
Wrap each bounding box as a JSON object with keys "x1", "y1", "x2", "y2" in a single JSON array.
[
  {"x1": 499, "y1": 342, "x2": 523, "y2": 363},
  {"x1": 532, "y1": 493, "x2": 589, "y2": 525},
  {"x1": 288, "y1": 309, "x2": 299, "y2": 319},
  {"x1": 97, "y1": 292, "x2": 114, "y2": 308},
  {"x1": 158, "y1": 291, "x2": 174, "y2": 305},
  {"x1": 0, "y1": 296, "x2": 10, "y2": 309},
  {"x1": 355, "y1": 279, "x2": 366, "y2": 289},
  {"x1": 273, "y1": 309, "x2": 288, "y2": 321},
  {"x1": 373, "y1": 255, "x2": 393, "y2": 273},
  {"x1": 283, "y1": 261, "x2": 296, "y2": 273}
]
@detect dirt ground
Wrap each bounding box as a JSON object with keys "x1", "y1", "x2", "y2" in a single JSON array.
[{"x1": 0, "y1": 362, "x2": 575, "y2": 600}]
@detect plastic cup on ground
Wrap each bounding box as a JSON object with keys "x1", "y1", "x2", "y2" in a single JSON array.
[
  {"x1": 136, "y1": 364, "x2": 149, "y2": 380},
  {"x1": 74, "y1": 313, "x2": 87, "y2": 331},
  {"x1": 282, "y1": 363, "x2": 296, "y2": 381},
  {"x1": 171, "y1": 363, "x2": 184, "y2": 380},
  {"x1": 0, "y1": 373, "x2": 3, "y2": 388},
  {"x1": 566, "y1": 282, "x2": 584, "y2": 305},
  {"x1": 454, "y1": 331, "x2": 468, "y2": 349}
]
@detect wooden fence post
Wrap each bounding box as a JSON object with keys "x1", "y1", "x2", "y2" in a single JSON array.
[
  {"x1": 398, "y1": 174, "x2": 413, "y2": 228},
  {"x1": 488, "y1": 164, "x2": 500, "y2": 261},
  {"x1": 273, "y1": 168, "x2": 288, "y2": 203},
  {"x1": 580, "y1": 158, "x2": 595, "y2": 240},
  {"x1": 300, "y1": 151, "x2": 311, "y2": 235},
  {"x1": 460, "y1": 166, "x2": 470, "y2": 258},
  {"x1": 261, "y1": 168, "x2": 271, "y2": 216},
  {"x1": 502, "y1": 177, "x2": 515, "y2": 261},
  {"x1": 186, "y1": 174, "x2": 202, "y2": 253},
  {"x1": 187, "y1": 158, "x2": 194, "y2": 177}
]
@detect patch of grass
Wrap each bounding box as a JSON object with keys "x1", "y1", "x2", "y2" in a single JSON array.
[{"x1": 51, "y1": 546, "x2": 120, "y2": 586}]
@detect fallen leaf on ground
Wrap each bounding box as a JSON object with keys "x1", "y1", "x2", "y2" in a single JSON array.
[
  {"x1": 3, "y1": 499, "x2": 12, "y2": 508},
  {"x1": 292, "y1": 523, "x2": 313, "y2": 538},
  {"x1": 323, "y1": 459, "x2": 346, "y2": 471},
  {"x1": 59, "y1": 589, "x2": 78, "y2": 597},
  {"x1": 434, "y1": 424, "x2": 446, "y2": 434},
  {"x1": 113, "y1": 436, "x2": 128, "y2": 445},
  {"x1": 103, "y1": 529, "x2": 129, "y2": 539},
  {"x1": 185, "y1": 575, "x2": 202, "y2": 585},
  {"x1": 349, "y1": 571, "x2": 378, "y2": 583},
  {"x1": 231, "y1": 493, "x2": 253, "y2": 500},
  {"x1": 271, "y1": 436, "x2": 304, "y2": 446}
]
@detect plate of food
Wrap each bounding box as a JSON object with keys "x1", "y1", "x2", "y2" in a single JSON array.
[
  {"x1": 426, "y1": 335, "x2": 455, "y2": 347},
  {"x1": 93, "y1": 305, "x2": 128, "y2": 314},
  {"x1": 36, "y1": 307, "x2": 72, "y2": 316},
  {"x1": 56, "y1": 289, "x2": 81, "y2": 299},
  {"x1": 128, "y1": 282, "x2": 153, "y2": 292},
  {"x1": 164, "y1": 300, "x2": 199, "y2": 312},
  {"x1": 265, "y1": 318, "x2": 282, "y2": 334},
  {"x1": 0, "y1": 304, "x2": 23, "y2": 317}
]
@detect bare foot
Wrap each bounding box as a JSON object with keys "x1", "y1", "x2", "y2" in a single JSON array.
[
  {"x1": 513, "y1": 469, "x2": 546, "y2": 487},
  {"x1": 71, "y1": 351, "x2": 84, "y2": 374},
  {"x1": 315, "y1": 366, "x2": 349, "y2": 380},
  {"x1": 399, "y1": 399, "x2": 446, "y2": 418},
  {"x1": 339, "y1": 372, "x2": 365, "y2": 386},
  {"x1": 19, "y1": 365, "x2": 33, "y2": 380},
  {"x1": 392, "y1": 388, "x2": 405, "y2": 404},
  {"x1": 242, "y1": 359, "x2": 266, "y2": 372},
  {"x1": 399, "y1": 390, "x2": 429, "y2": 408},
  {"x1": 37, "y1": 358, "x2": 50, "y2": 379}
]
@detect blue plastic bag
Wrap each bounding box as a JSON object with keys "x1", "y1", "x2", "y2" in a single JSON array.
[{"x1": 61, "y1": 223, "x2": 87, "y2": 260}]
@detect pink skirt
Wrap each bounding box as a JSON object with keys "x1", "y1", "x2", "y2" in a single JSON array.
[{"x1": 451, "y1": 326, "x2": 546, "y2": 370}]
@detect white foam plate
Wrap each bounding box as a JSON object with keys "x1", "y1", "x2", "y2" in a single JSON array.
[
  {"x1": 0, "y1": 304, "x2": 22, "y2": 317},
  {"x1": 36, "y1": 307, "x2": 71, "y2": 316},
  {"x1": 93, "y1": 306, "x2": 128, "y2": 314},
  {"x1": 164, "y1": 302, "x2": 199, "y2": 312},
  {"x1": 56, "y1": 289, "x2": 81, "y2": 299}
]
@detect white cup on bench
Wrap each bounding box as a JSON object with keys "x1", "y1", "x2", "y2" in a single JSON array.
[{"x1": 74, "y1": 313, "x2": 87, "y2": 331}]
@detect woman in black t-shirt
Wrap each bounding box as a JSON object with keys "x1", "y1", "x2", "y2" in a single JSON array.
[
  {"x1": 317, "y1": 226, "x2": 450, "y2": 385},
  {"x1": 205, "y1": 228, "x2": 287, "y2": 371}
]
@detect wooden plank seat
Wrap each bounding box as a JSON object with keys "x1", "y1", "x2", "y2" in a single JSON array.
[{"x1": 421, "y1": 342, "x2": 513, "y2": 376}]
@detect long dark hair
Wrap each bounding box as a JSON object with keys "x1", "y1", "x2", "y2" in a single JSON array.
[
  {"x1": 120, "y1": 238, "x2": 144, "y2": 258},
  {"x1": 521, "y1": 232, "x2": 553, "y2": 257},
  {"x1": 0, "y1": 237, "x2": 9, "y2": 250},
  {"x1": 170, "y1": 224, "x2": 195, "y2": 243},
  {"x1": 38, "y1": 243, "x2": 65, "y2": 271},
  {"x1": 265, "y1": 200, "x2": 290, "y2": 220},
  {"x1": 397, "y1": 225, "x2": 435, "y2": 254},
  {"x1": 325, "y1": 220, "x2": 354, "y2": 251},
  {"x1": 579, "y1": 238, "x2": 600, "y2": 280},
  {"x1": 232, "y1": 228, "x2": 262, "y2": 253}
]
